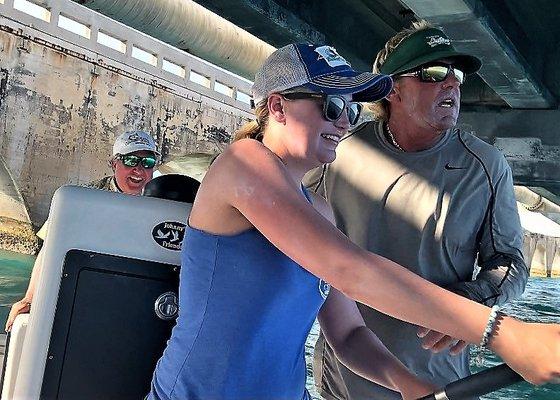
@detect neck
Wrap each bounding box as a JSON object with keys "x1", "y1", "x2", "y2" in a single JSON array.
[
  {"x1": 386, "y1": 118, "x2": 447, "y2": 152},
  {"x1": 261, "y1": 130, "x2": 309, "y2": 185}
]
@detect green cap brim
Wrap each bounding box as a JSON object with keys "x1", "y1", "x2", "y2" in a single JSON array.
[{"x1": 380, "y1": 28, "x2": 482, "y2": 76}]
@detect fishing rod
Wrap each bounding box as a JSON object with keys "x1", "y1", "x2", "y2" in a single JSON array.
[{"x1": 417, "y1": 364, "x2": 523, "y2": 400}]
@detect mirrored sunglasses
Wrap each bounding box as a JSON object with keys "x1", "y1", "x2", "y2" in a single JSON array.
[
  {"x1": 282, "y1": 92, "x2": 363, "y2": 126},
  {"x1": 398, "y1": 64, "x2": 465, "y2": 85},
  {"x1": 118, "y1": 154, "x2": 157, "y2": 169}
]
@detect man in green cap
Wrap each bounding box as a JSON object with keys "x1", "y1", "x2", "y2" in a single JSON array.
[{"x1": 310, "y1": 21, "x2": 528, "y2": 399}]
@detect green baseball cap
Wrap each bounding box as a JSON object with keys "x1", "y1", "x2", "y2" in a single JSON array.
[{"x1": 380, "y1": 28, "x2": 482, "y2": 76}]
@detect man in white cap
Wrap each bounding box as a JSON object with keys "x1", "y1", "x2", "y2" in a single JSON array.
[
  {"x1": 95, "y1": 130, "x2": 160, "y2": 194},
  {"x1": 5, "y1": 130, "x2": 160, "y2": 331}
]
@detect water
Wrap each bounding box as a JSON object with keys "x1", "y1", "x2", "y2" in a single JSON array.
[
  {"x1": 0, "y1": 249, "x2": 35, "y2": 324},
  {"x1": 304, "y1": 278, "x2": 560, "y2": 399},
  {"x1": 0, "y1": 251, "x2": 558, "y2": 398}
]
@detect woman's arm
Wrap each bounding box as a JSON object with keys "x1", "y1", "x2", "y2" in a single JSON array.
[
  {"x1": 5, "y1": 246, "x2": 44, "y2": 331},
  {"x1": 311, "y1": 189, "x2": 434, "y2": 397},
  {"x1": 319, "y1": 289, "x2": 436, "y2": 399},
  {"x1": 192, "y1": 139, "x2": 560, "y2": 385}
]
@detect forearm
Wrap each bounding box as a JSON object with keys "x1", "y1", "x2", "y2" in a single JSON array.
[
  {"x1": 336, "y1": 251, "x2": 544, "y2": 385},
  {"x1": 332, "y1": 326, "x2": 421, "y2": 392},
  {"x1": 468, "y1": 162, "x2": 527, "y2": 306},
  {"x1": 342, "y1": 251, "x2": 491, "y2": 345},
  {"x1": 22, "y1": 247, "x2": 45, "y2": 302},
  {"x1": 447, "y1": 254, "x2": 528, "y2": 306}
]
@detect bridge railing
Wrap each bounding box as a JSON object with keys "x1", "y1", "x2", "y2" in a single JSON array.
[{"x1": 0, "y1": 0, "x2": 254, "y2": 111}]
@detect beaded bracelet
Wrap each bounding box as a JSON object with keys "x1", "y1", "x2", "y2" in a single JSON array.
[{"x1": 475, "y1": 305, "x2": 502, "y2": 367}]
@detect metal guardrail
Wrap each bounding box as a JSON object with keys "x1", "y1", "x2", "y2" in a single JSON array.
[{"x1": 0, "y1": 0, "x2": 254, "y2": 112}]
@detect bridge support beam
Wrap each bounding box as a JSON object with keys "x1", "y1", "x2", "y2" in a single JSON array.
[{"x1": 0, "y1": 158, "x2": 39, "y2": 254}]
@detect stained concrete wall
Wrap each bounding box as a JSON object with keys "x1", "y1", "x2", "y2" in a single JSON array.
[
  {"x1": 0, "y1": 0, "x2": 253, "y2": 245},
  {"x1": 458, "y1": 109, "x2": 560, "y2": 195},
  {"x1": 0, "y1": 158, "x2": 38, "y2": 254}
]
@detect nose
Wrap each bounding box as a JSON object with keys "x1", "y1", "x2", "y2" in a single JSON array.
[
  {"x1": 334, "y1": 108, "x2": 351, "y2": 130},
  {"x1": 442, "y1": 70, "x2": 461, "y2": 89},
  {"x1": 131, "y1": 164, "x2": 147, "y2": 173}
]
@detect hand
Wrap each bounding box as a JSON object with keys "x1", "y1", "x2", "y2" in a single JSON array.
[
  {"x1": 494, "y1": 319, "x2": 560, "y2": 385},
  {"x1": 417, "y1": 326, "x2": 468, "y2": 355},
  {"x1": 398, "y1": 377, "x2": 438, "y2": 400},
  {"x1": 5, "y1": 299, "x2": 31, "y2": 332}
]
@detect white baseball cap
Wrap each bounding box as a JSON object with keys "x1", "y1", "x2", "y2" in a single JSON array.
[{"x1": 112, "y1": 131, "x2": 160, "y2": 156}]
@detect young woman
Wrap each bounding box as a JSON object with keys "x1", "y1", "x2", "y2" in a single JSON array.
[{"x1": 148, "y1": 44, "x2": 560, "y2": 400}]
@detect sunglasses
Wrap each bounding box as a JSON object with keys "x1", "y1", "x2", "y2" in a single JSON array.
[
  {"x1": 397, "y1": 64, "x2": 465, "y2": 85},
  {"x1": 117, "y1": 154, "x2": 157, "y2": 169},
  {"x1": 282, "y1": 93, "x2": 363, "y2": 126}
]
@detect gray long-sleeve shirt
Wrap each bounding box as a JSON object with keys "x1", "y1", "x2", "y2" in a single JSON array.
[{"x1": 310, "y1": 121, "x2": 528, "y2": 400}]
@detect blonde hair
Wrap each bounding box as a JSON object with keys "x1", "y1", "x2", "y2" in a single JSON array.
[
  {"x1": 233, "y1": 100, "x2": 270, "y2": 142},
  {"x1": 367, "y1": 20, "x2": 433, "y2": 121}
]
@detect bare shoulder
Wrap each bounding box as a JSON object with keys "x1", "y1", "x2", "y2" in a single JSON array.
[
  {"x1": 219, "y1": 138, "x2": 278, "y2": 165},
  {"x1": 190, "y1": 139, "x2": 292, "y2": 234},
  {"x1": 307, "y1": 191, "x2": 336, "y2": 225},
  {"x1": 206, "y1": 139, "x2": 286, "y2": 183}
]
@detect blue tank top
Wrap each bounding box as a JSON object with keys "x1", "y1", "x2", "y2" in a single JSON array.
[{"x1": 149, "y1": 187, "x2": 329, "y2": 400}]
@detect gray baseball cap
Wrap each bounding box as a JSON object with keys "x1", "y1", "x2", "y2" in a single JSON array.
[
  {"x1": 252, "y1": 43, "x2": 393, "y2": 104},
  {"x1": 112, "y1": 131, "x2": 160, "y2": 156}
]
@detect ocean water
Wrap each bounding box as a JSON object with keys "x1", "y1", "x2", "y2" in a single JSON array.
[
  {"x1": 0, "y1": 249, "x2": 558, "y2": 398},
  {"x1": 304, "y1": 278, "x2": 560, "y2": 399},
  {"x1": 0, "y1": 249, "x2": 35, "y2": 325}
]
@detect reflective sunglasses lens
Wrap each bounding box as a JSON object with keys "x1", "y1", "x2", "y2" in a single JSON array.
[
  {"x1": 453, "y1": 68, "x2": 465, "y2": 84},
  {"x1": 121, "y1": 155, "x2": 140, "y2": 167},
  {"x1": 422, "y1": 65, "x2": 450, "y2": 82},
  {"x1": 141, "y1": 157, "x2": 157, "y2": 169},
  {"x1": 348, "y1": 103, "x2": 362, "y2": 125},
  {"x1": 325, "y1": 96, "x2": 345, "y2": 121}
]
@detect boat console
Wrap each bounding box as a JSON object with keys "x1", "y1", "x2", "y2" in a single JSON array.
[{"x1": 1, "y1": 184, "x2": 193, "y2": 399}]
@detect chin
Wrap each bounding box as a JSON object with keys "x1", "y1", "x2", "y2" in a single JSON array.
[
  {"x1": 320, "y1": 149, "x2": 338, "y2": 164},
  {"x1": 316, "y1": 155, "x2": 335, "y2": 166},
  {"x1": 443, "y1": 114, "x2": 459, "y2": 127},
  {"x1": 434, "y1": 120, "x2": 456, "y2": 132}
]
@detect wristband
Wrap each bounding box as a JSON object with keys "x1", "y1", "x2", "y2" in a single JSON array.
[{"x1": 475, "y1": 305, "x2": 501, "y2": 367}]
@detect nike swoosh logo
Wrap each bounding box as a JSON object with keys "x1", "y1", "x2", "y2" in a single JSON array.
[{"x1": 444, "y1": 163, "x2": 466, "y2": 170}]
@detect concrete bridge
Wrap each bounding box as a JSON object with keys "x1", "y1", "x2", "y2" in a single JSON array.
[
  {"x1": 0, "y1": 0, "x2": 253, "y2": 252},
  {"x1": 1, "y1": 0, "x2": 560, "y2": 278}
]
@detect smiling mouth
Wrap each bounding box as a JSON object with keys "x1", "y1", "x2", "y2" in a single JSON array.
[
  {"x1": 321, "y1": 133, "x2": 341, "y2": 143},
  {"x1": 128, "y1": 176, "x2": 144, "y2": 184},
  {"x1": 438, "y1": 98, "x2": 456, "y2": 108}
]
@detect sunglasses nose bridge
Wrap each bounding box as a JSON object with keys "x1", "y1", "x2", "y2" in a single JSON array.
[
  {"x1": 325, "y1": 96, "x2": 355, "y2": 127},
  {"x1": 441, "y1": 65, "x2": 464, "y2": 85},
  {"x1": 336, "y1": 106, "x2": 351, "y2": 128},
  {"x1": 444, "y1": 67, "x2": 463, "y2": 86}
]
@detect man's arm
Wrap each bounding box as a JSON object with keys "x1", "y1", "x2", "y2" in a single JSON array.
[
  {"x1": 446, "y1": 161, "x2": 528, "y2": 306},
  {"x1": 419, "y1": 158, "x2": 528, "y2": 353},
  {"x1": 447, "y1": 254, "x2": 528, "y2": 306},
  {"x1": 319, "y1": 289, "x2": 436, "y2": 400},
  {"x1": 5, "y1": 219, "x2": 48, "y2": 332}
]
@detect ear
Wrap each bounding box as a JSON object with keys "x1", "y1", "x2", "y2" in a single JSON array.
[
  {"x1": 110, "y1": 159, "x2": 117, "y2": 171},
  {"x1": 386, "y1": 81, "x2": 401, "y2": 104},
  {"x1": 267, "y1": 94, "x2": 286, "y2": 124}
]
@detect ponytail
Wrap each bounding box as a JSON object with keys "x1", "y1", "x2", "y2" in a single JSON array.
[{"x1": 233, "y1": 100, "x2": 269, "y2": 142}]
